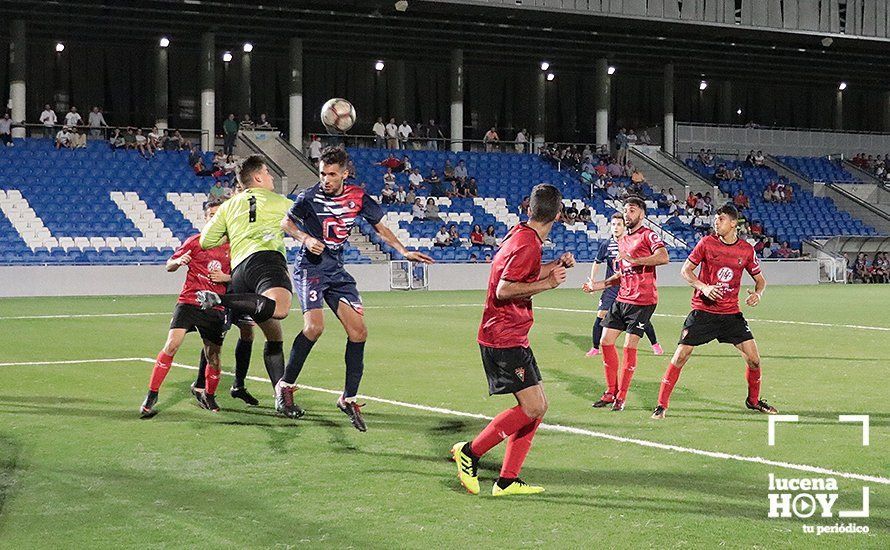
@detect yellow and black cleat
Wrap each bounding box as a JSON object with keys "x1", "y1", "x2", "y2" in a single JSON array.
[
  {"x1": 491, "y1": 478, "x2": 544, "y2": 497},
  {"x1": 450, "y1": 442, "x2": 479, "y2": 495}
]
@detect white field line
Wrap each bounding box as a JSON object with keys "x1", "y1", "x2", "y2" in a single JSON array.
[
  {"x1": 1, "y1": 356, "x2": 887, "y2": 486},
  {"x1": 0, "y1": 303, "x2": 888, "y2": 332}
]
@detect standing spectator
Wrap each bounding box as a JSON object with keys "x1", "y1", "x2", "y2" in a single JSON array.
[
  {"x1": 626, "y1": 129, "x2": 638, "y2": 148},
  {"x1": 40, "y1": 104, "x2": 57, "y2": 139},
  {"x1": 372, "y1": 117, "x2": 386, "y2": 148},
  {"x1": 87, "y1": 106, "x2": 107, "y2": 138},
  {"x1": 222, "y1": 114, "x2": 238, "y2": 155},
  {"x1": 398, "y1": 120, "x2": 413, "y2": 149},
  {"x1": 308, "y1": 135, "x2": 322, "y2": 166},
  {"x1": 385, "y1": 117, "x2": 398, "y2": 149},
  {"x1": 515, "y1": 128, "x2": 528, "y2": 153},
  {"x1": 0, "y1": 113, "x2": 13, "y2": 147},
  {"x1": 64, "y1": 107, "x2": 83, "y2": 129},
  {"x1": 425, "y1": 119, "x2": 444, "y2": 150},
  {"x1": 615, "y1": 128, "x2": 628, "y2": 164},
  {"x1": 483, "y1": 127, "x2": 500, "y2": 152},
  {"x1": 470, "y1": 224, "x2": 485, "y2": 246},
  {"x1": 255, "y1": 113, "x2": 272, "y2": 129},
  {"x1": 483, "y1": 225, "x2": 498, "y2": 247},
  {"x1": 411, "y1": 197, "x2": 426, "y2": 220}
]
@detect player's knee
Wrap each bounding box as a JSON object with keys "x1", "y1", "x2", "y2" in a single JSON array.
[
  {"x1": 747, "y1": 357, "x2": 761, "y2": 370},
  {"x1": 239, "y1": 326, "x2": 254, "y2": 341},
  {"x1": 523, "y1": 401, "x2": 548, "y2": 419},
  {"x1": 163, "y1": 341, "x2": 180, "y2": 355},
  {"x1": 303, "y1": 323, "x2": 324, "y2": 341},
  {"x1": 347, "y1": 324, "x2": 368, "y2": 342}
]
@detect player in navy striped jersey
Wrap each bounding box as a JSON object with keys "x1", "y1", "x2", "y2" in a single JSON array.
[{"x1": 278, "y1": 146, "x2": 434, "y2": 430}]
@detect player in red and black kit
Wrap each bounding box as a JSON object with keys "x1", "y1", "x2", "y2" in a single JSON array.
[
  {"x1": 140, "y1": 199, "x2": 231, "y2": 418},
  {"x1": 651, "y1": 203, "x2": 777, "y2": 419},
  {"x1": 584, "y1": 196, "x2": 669, "y2": 411},
  {"x1": 451, "y1": 184, "x2": 574, "y2": 497}
]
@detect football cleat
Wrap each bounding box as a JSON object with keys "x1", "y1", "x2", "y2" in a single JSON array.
[
  {"x1": 651, "y1": 343, "x2": 664, "y2": 355},
  {"x1": 140, "y1": 391, "x2": 159, "y2": 419},
  {"x1": 450, "y1": 442, "x2": 480, "y2": 495},
  {"x1": 651, "y1": 405, "x2": 666, "y2": 419},
  {"x1": 201, "y1": 392, "x2": 221, "y2": 412},
  {"x1": 275, "y1": 383, "x2": 305, "y2": 419},
  {"x1": 611, "y1": 398, "x2": 626, "y2": 412},
  {"x1": 337, "y1": 399, "x2": 367, "y2": 432},
  {"x1": 491, "y1": 478, "x2": 544, "y2": 497},
  {"x1": 195, "y1": 290, "x2": 222, "y2": 311},
  {"x1": 585, "y1": 347, "x2": 601, "y2": 357},
  {"x1": 592, "y1": 392, "x2": 615, "y2": 408},
  {"x1": 230, "y1": 386, "x2": 259, "y2": 406},
  {"x1": 190, "y1": 383, "x2": 207, "y2": 409},
  {"x1": 746, "y1": 398, "x2": 778, "y2": 414}
]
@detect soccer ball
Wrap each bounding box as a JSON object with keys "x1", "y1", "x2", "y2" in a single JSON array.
[{"x1": 320, "y1": 98, "x2": 356, "y2": 133}]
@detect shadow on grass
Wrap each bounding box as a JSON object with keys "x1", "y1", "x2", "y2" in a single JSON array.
[{"x1": 0, "y1": 435, "x2": 23, "y2": 528}]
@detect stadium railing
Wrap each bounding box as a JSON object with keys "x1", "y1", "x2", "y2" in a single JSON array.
[
  {"x1": 11, "y1": 122, "x2": 209, "y2": 149},
  {"x1": 311, "y1": 132, "x2": 533, "y2": 154}
]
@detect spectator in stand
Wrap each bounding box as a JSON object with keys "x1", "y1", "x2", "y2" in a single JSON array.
[
  {"x1": 401, "y1": 155, "x2": 412, "y2": 173},
  {"x1": 715, "y1": 163, "x2": 731, "y2": 181},
  {"x1": 123, "y1": 127, "x2": 137, "y2": 150},
  {"x1": 469, "y1": 253, "x2": 478, "y2": 263},
  {"x1": 222, "y1": 154, "x2": 239, "y2": 175},
  {"x1": 87, "y1": 107, "x2": 108, "y2": 138},
  {"x1": 483, "y1": 127, "x2": 500, "y2": 152},
  {"x1": 484, "y1": 253, "x2": 492, "y2": 263},
  {"x1": 564, "y1": 202, "x2": 579, "y2": 223},
  {"x1": 750, "y1": 220, "x2": 763, "y2": 236},
  {"x1": 668, "y1": 199, "x2": 681, "y2": 216},
  {"x1": 470, "y1": 224, "x2": 484, "y2": 247},
  {"x1": 626, "y1": 129, "x2": 638, "y2": 149},
  {"x1": 135, "y1": 128, "x2": 153, "y2": 158},
  {"x1": 783, "y1": 185, "x2": 794, "y2": 203},
  {"x1": 615, "y1": 128, "x2": 628, "y2": 164},
  {"x1": 0, "y1": 113, "x2": 12, "y2": 147},
  {"x1": 704, "y1": 149, "x2": 716, "y2": 167},
  {"x1": 515, "y1": 129, "x2": 528, "y2": 153},
  {"x1": 376, "y1": 153, "x2": 403, "y2": 172},
  {"x1": 777, "y1": 241, "x2": 797, "y2": 259},
  {"x1": 411, "y1": 198, "x2": 425, "y2": 220},
  {"x1": 223, "y1": 114, "x2": 238, "y2": 155},
  {"x1": 578, "y1": 203, "x2": 592, "y2": 223},
  {"x1": 731, "y1": 165, "x2": 743, "y2": 180},
  {"x1": 372, "y1": 117, "x2": 386, "y2": 148},
  {"x1": 425, "y1": 119, "x2": 444, "y2": 150},
  {"x1": 447, "y1": 179, "x2": 461, "y2": 198},
  {"x1": 665, "y1": 187, "x2": 678, "y2": 205},
  {"x1": 443, "y1": 159, "x2": 455, "y2": 181},
  {"x1": 148, "y1": 126, "x2": 162, "y2": 150},
  {"x1": 518, "y1": 196, "x2": 530, "y2": 217},
  {"x1": 70, "y1": 126, "x2": 87, "y2": 149},
  {"x1": 448, "y1": 225, "x2": 462, "y2": 247},
  {"x1": 398, "y1": 120, "x2": 413, "y2": 149},
  {"x1": 744, "y1": 150, "x2": 756, "y2": 166},
  {"x1": 40, "y1": 104, "x2": 57, "y2": 139},
  {"x1": 464, "y1": 177, "x2": 479, "y2": 198},
  {"x1": 434, "y1": 225, "x2": 451, "y2": 247},
  {"x1": 395, "y1": 185, "x2": 407, "y2": 204},
  {"x1": 851, "y1": 253, "x2": 869, "y2": 283},
  {"x1": 383, "y1": 167, "x2": 396, "y2": 189},
  {"x1": 426, "y1": 169, "x2": 445, "y2": 197},
  {"x1": 405, "y1": 185, "x2": 416, "y2": 205},
  {"x1": 638, "y1": 129, "x2": 653, "y2": 145},
  {"x1": 64, "y1": 107, "x2": 83, "y2": 129},
  {"x1": 108, "y1": 128, "x2": 124, "y2": 150},
  {"x1": 408, "y1": 168, "x2": 424, "y2": 191},
  {"x1": 630, "y1": 168, "x2": 646, "y2": 187},
  {"x1": 606, "y1": 158, "x2": 622, "y2": 178},
  {"x1": 483, "y1": 225, "x2": 498, "y2": 247},
  {"x1": 873, "y1": 252, "x2": 889, "y2": 283},
  {"x1": 424, "y1": 198, "x2": 440, "y2": 221},
  {"x1": 240, "y1": 114, "x2": 255, "y2": 130},
  {"x1": 454, "y1": 159, "x2": 468, "y2": 180},
  {"x1": 255, "y1": 113, "x2": 272, "y2": 129},
  {"x1": 209, "y1": 180, "x2": 228, "y2": 200},
  {"x1": 753, "y1": 235, "x2": 769, "y2": 257},
  {"x1": 697, "y1": 148, "x2": 708, "y2": 165},
  {"x1": 380, "y1": 180, "x2": 396, "y2": 205},
  {"x1": 754, "y1": 150, "x2": 765, "y2": 167},
  {"x1": 733, "y1": 190, "x2": 749, "y2": 210},
  {"x1": 685, "y1": 191, "x2": 697, "y2": 213},
  {"x1": 385, "y1": 118, "x2": 398, "y2": 149},
  {"x1": 308, "y1": 135, "x2": 322, "y2": 166}
]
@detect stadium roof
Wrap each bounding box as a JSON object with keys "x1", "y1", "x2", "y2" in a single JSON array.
[{"x1": 1, "y1": 0, "x2": 887, "y2": 87}]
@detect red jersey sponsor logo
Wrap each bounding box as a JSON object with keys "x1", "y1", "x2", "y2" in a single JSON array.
[
  {"x1": 478, "y1": 224, "x2": 542, "y2": 349},
  {"x1": 688, "y1": 234, "x2": 761, "y2": 315},
  {"x1": 617, "y1": 226, "x2": 665, "y2": 306}
]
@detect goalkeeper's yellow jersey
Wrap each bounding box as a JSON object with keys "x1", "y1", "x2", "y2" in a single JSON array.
[{"x1": 199, "y1": 187, "x2": 293, "y2": 269}]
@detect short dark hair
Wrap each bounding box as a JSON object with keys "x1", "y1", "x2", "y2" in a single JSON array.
[
  {"x1": 528, "y1": 184, "x2": 562, "y2": 222},
  {"x1": 624, "y1": 196, "x2": 647, "y2": 213},
  {"x1": 204, "y1": 197, "x2": 226, "y2": 212},
  {"x1": 716, "y1": 203, "x2": 739, "y2": 220},
  {"x1": 319, "y1": 146, "x2": 349, "y2": 167},
  {"x1": 610, "y1": 212, "x2": 625, "y2": 222},
  {"x1": 237, "y1": 155, "x2": 266, "y2": 187}
]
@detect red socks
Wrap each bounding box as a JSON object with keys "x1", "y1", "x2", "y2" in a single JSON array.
[
  {"x1": 470, "y1": 405, "x2": 535, "y2": 458},
  {"x1": 657, "y1": 363, "x2": 683, "y2": 408},
  {"x1": 616, "y1": 347, "x2": 638, "y2": 400},
  {"x1": 500, "y1": 418, "x2": 541, "y2": 479},
  {"x1": 746, "y1": 367, "x2": 761, "y2": 404},
  {"x1": 149, "y1": 351, "x2": 175, "y2": 392},
  {"x1": 601, "y1": 344, "x2": 619, "y2": 395},
  {"x1": 205, "y1": 365, "x2": 221, "y2": 395}
]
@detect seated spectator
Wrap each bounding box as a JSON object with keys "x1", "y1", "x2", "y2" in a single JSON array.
[
  {"x1": 448, "y1": 225, "x2": 462, "y2": 247},
  {"x1": 424, "y1": 198, "x2": 440, "y2": 221},
  {"x1": 395, "y1": 185, "x2": 406, "y2": 204},
  {"x1": 851, "y1": 253, "x2": 869, "y2": 283},
  {"x1": 167, "y1": 129, "x2": 183, "y2": 150},
  {"x1": 873, "y1": 252, "x2": 889, "y2": 283},
  {"x1": 715, "y1": 164, "x2": 731, "y2": 181},
  {"x1": 483, "y1": 225, "x2": 498, "y2": 247},
  {"x1": 731, "y1": 166, "x2": 743, "y2": 180},
  {"x1": 483, "y1": 126, "x2": 500, "y2": 152},
  {"x1": 426, "y1": 170, "x2": 445, "y2": 197},
  {"x1": 446, "y1": 180, "x2": 460, "y2": 198},
  {"x1": 132, "y1": 129, "x2": 152, "y2": 158},
  {"x1": 470, "y1": 224, "x2": 485, "y2": 246},
  {"x1": 578, "y1": 203, "x2": 592, "y2": 222},
  {"x1": 209, "y1": 180, "x2": 228, "y2": 200},
  {"x1": 148, "y1": 126, "x2": 162, "y2": 150},
  {"x1": 411, "y1": 198, "x2": 425, "y2": 220},
  {"x1": 434, "y1": 225, "x2": 452, "y2": 247},
  {"x1": 697, "y1": 148, "x2": 708, "y2": 164},
  {"x1": 606, "y1": 158, "x2": 623, "y2": 178},
  {"x1": 754, "y1": 150, "x2": 765, "y2": 166},
  {"x1": 56, "y1": 126, "x2": 74, "y2": 149},
  {"x1": 222, "y1": 154, "x2": 238, "y2": 174},
  {"x1": 383, "y1": 167, "x2": 396, "y2": 188},
  {"x1": 381, "y1": 181, "x2": 396, "y2": 204},
  {"x1": 464, "y1": 177, "x2": 479, "y2": 198},
  {"x1": 753, "y1": 235, "x2": 769, "y2": 257},
  {"x1": 744, "y1": 150, "x2": 756, "y2": 166},
  {"x1": 161, "y1": 129, "x2": 176, "y2": 150},
  {"x1": 401, "y1": 155, "x2": 412, "y2": 173},
  {"x1": 255, "y1": 113, "x2": 272, "y2": 129},
  {"x1": 630, "y1": 169, "x2": 645, "y2": 187},
  {"x1": 518, "y1": 196, "x2": 530, "y2": 216},
  {"x1": 405, "y1": 187, "x2": 416, "y2": 206},
  {"x1": 638, "y1": 129, "x2": 653, "y2": 145},
  {"x1": 685, "y1": 191, "x2": 697, "y2": 213},
  {"x1": 484, "y1": 253, "x2": 493, "y2": 263},
  {"x1": 108, "y1": 128, "x2": 124, "y2": 150},
  {"x1": 443, "y1": 159, "x2": 455, "y2": 181},
  {"x1": 667, "y1": 200, "x2": 681, "y2": 216},
  {"x1": 376, "y1": 153, "x2": 403, "y2": 172},
  {"x1": 750, "y1": 220, "x2": 763, "y2": 236},
  {"x1": 122, "y1": 127, "x2": 137, "y2": 149},
  {"x1": 564, "y1": 202, "x2": 579, "y2": 223},
  {"x1": 68, "y1": 126, "x2": 87, "y2": 149},
  {"x1": 704, "y1": 149, "x2": 715, "y2": 167},
  {"x1": 0, "y1": 113, "x2": 13, "y2": 147},
  {"x1": 776, "y1": 241, "x2": 798, "y2": 259},
  {"x1": 733, "y1": 190, "x2": 749, "y2": 210},
  {"x1": 469, "y1": 253, "x2": 479, "y2": 263},
  {"x1": 454, "y1": 160, "x2": 468, "y2": 180},
  {"x1": 408, "y1": 168, "x2": 424, "y2": 191}
]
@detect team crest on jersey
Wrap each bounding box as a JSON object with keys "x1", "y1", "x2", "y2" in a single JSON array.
[
  {"x1": 349, "y1": 201, "x2": 356, "y2": 209},
  {"x1": 515, "y1": 367, "x2": 525, "y2": 382},
  {"x1": 716, "y1": 267, "x2": 734, "y2": 282},
  {"x1": 737, "y1": 258, "x2": 743, "y2": 266},
  {"x1": 207, "y1": 260, "x2": 223, "y2": 272}
]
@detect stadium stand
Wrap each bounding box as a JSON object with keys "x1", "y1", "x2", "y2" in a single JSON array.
[
  {"x1": 775, "y1": 156, "x2": 861, "y2": 184},
  {"x1": 687, "y1": 156, "x2": 878, "y2": 249}
]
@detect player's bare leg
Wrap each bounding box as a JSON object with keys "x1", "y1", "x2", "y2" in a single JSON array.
[
  {"x1": 199, "y1": 342, "x2": 223, "y2": 412},
  {"x1": 335, "y1": 301, "x2": 369, "y2": 432},
  {"x1": 735, "y1": 339, "x2": 777, "y2": 414},
  {"x1": 593, "y1": 327, "x2": 623, "y2": 407},
  {"x1": 277, "y1": 309, "x2": 324, "y2": 419},
  {"x1": 586, "y1": 309, "x2": 607, "y2": 357},
  {"x1": 610, "y1": 332, "x2": 643, "y2": 411},
  {"x1": 652, "y1": 344, "x2": 695, "y2": 419},
  {"x1": 141, "y1": 329, "x2": 187, "y2": 418},
  {"x1": 263, "y1": 287, "x2": 292, "y2": 320}
]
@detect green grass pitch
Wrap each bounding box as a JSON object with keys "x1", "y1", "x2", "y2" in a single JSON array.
[{"x1": 0, "y1": 286, "x2": 888, "y2": 548}]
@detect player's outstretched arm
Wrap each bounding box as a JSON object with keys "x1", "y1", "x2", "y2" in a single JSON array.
[
  {"x1": 681, "y1": 259, "x2": 723, "y2": 300},
  {"x1": 497, "y1": 265, "x2": 566, "y2": 300},
  {"x1": 280, "y1": 216, "x2": 325, "y2": 255},
  {"x1": 746, "y1": 273, "x2": 766, "y2": 307},
  {"x1": 584, "y1": 272, "x2": 620, "y2": 293},
  {"x1": 373, "y1": 221, "x2": 435, "y2": 264}
]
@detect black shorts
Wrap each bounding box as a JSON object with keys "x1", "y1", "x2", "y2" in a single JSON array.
[
  {"x1": 229, "y1": 250, "x2": 293, "y2": 296},
  {"x1": 479, "y1": 344, "x2": 542, "y2": 396},
  {"x1": 679, "y1": 310, "x2": 754, "y2": 346},
  {"x1": 170, "y1": 303, "x2": 228, "y2": 346},
  {"x1": 601, "y1": 301, "x2": 657, "y2": 337}
]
